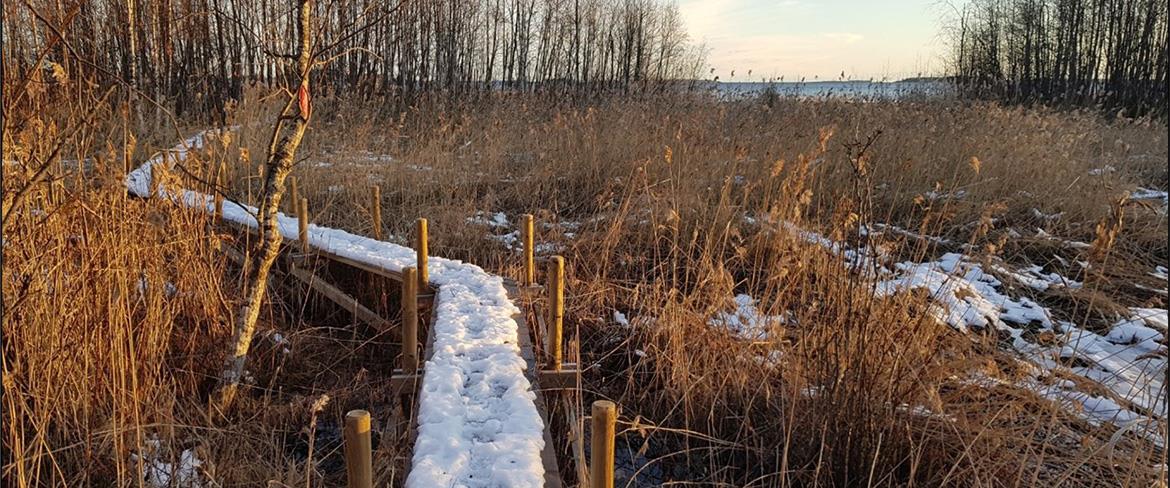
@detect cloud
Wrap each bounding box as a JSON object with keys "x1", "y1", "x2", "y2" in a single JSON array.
[
  {"x1": 822, "y1": 32, "x2": 864, "y2": 44},
  {"x1": 679, "y1": 0, "x2": 740, "y2": 40}
]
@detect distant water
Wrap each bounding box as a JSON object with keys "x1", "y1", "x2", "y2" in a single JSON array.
[{"x1": 711, "y1": 80, "x2": 954, "y2": 100}]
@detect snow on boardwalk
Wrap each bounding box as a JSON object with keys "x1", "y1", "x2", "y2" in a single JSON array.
[{"x1": 126, "y1": 131, "x2": 547, "y2": 487}]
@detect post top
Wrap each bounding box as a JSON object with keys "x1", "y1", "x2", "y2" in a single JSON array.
[
  {"x1": 592, "y1": 400, "x2": 616, "y2": 412},
  {"x1": 345, "y1": 409, "x2": 372, "y2": 432}
]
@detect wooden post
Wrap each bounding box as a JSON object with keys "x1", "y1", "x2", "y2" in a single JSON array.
[
  {"x1": 214, "y1": 161, "x2": 225, "y2": 220},
  {"x1": 289, "y1": 176, "x2": 299, "y2": 214},
  {"x1": 371, "y1": 186, "x2": 383, "y2": 240},
  {"x1": 401, "y1": 266, "x2": 418, "y2": 374},
  {"x1": 298, "y1": 197, "x2": 309, "y2": 253},
  {"x1": 547, "y1": 256, "x2": 564, "y2": 371},
  {"x1": 522, "y1": 214, "x2": 535, "y2": 286},
  {"x1": 415, "y1": 218, "x2": 429, "y2": 288},
  {"x1": 343, "y1": 409, "x2": 373, "y2": 488},
  {"x1": 590, "y1": 400, "x2": 616, "y2": 488}
]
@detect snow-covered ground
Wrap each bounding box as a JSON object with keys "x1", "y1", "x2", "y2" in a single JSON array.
[
  {"x1": 714, "y1": 217, "x2": 1168, "y2": 444},
  {"x1": 708, "y1": 294, "x2": 789, "y2": 341},
  {"x1": 465, "y1": 210, "x2": 571, "y2": 254},
  {"x1": 874, "y1": 252, "x2": 1166, "y2": 443},
  {"x1": 132, "y1": 436, "x2": 204, "y2": 488},
  {"x1": 126, "y1": 132, "x2": 547, "y2": 487}
]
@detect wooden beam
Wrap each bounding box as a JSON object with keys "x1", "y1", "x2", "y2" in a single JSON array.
[
  {"x1": 287, "y1": 263, "x2": 396, "y2": 334},
  {"x1": 310, "y1": 245, "x2": 405, "y2": 282},
  {"x1": 591, "y1": 400, "x2": 616, "y2": 488},
  {"x1": 538, "y1": 369, "x2": 580, "y2": 390},
  {"x1": 398, "y1": 281, "x2": 441, "y2": 484},
  {"x1": 298, "y1": 197, "x2": 310, "y2": 253},
  {"x1": 507, "y1": 282, "x2": 566, "y2": 488},
  {"x1": 522, "y1": 213, "x2": 535, "y2": 285},
  {"x1": 213, "y1": 208, "x2": 416, "y2": 287},
  {"x1": 547, "y1": 256, "x2": 565, "y2": 371},
  {"x1": 223, "y1": 238, "x2": 401, "y2": 339},
  {"x1": 388, "y1": 373, "x2": 422, "y2": 394}
]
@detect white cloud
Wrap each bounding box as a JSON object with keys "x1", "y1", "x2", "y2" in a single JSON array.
[
  {"x1": 822, "y1": 32, "x2": 865, "y2": 45},
  {"x1": 679, "y1": 0, "x2": 740, "y2": 41}
]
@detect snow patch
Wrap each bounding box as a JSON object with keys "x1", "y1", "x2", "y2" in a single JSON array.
[
  {"x1": 132, "y1": 437, "x2": 205, "y2": 488},
  {"x1": 613, "y1": 310, "x2": 630, "y2": 327},
  {"x1": 709, "y1": 294, "x2": 788, "y2": 341},
  {"x1": 781, "y1": 217, "x2": 1166, "y2": 438},
  {"x1": 467, "y1": 211, "x2": 510, "y2": 229}
]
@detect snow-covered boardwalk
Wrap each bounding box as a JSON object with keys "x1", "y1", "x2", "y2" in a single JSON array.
[{"x1": 126, "y1": 131, "x2": 553, "y2": 487}]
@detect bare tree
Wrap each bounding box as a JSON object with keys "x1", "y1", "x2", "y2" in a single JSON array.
[
  {"x1": 949, "y1": 0, "x2": 1168, "y2": 118},
  {"x1": 216, "y1": 0, "x2": 315, "y2": 410},
  {"x1": 5, "y1": 0, "x2": 705, "y2": 107}
]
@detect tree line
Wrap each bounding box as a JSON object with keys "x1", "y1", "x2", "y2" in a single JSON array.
[
  {"x1": 949, "y1": 0, "x2": 1168, "y2": 118},
  {"x1": 3, "y1": 0, "x2": 706, "y2": 118}
]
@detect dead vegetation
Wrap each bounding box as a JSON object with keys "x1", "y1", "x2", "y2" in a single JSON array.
[{"x1": 3, "y1": 84, "x2": 1167, "y2": 486}]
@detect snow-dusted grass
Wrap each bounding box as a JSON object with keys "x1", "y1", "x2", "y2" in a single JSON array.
[
  {"x1": 12, "y1": 84, "x2": 1169, "y2": 487},
  {"x1": 777, "y1": 222, "x2": 1167, "y2": 442}
]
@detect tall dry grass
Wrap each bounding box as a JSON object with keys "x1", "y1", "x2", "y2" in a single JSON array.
[
  {"x1": 3, "y1": 82, "x2": 1166, "y2": 486},
  {"x1": 2, "y1": 88, "x2": 411, "y2": 486},
  {"x1": 246, "y1": 90, "x2": 1166, "y2": 486},
  {"x1": 2, "y1": 90, "x2": 236, "y2": 485}
]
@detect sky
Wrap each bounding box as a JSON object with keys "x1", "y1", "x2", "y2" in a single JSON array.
[{"x1": 679, "y1": 0, "x2": 954, "y2": 82}]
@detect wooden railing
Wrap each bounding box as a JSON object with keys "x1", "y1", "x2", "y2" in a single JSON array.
[
  {"x1": 228, "y1": 197, "x2": 600, "y2": 487},
  {"x1": 131, "y1": 134, "x2": 616, "y2": 487}
]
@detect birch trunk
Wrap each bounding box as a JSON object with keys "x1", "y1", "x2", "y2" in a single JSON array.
[{"x1": 217, "y1": 0, "x2": 314, "y2": 410}]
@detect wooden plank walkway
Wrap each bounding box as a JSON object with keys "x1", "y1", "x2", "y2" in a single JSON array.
[
  {"x1": 235, "y1": 222, "x2": 577, "y2": 486},
  {"x1": 509, "y1": 282, "x2": 566, "y2": 488},
  {"x1": 127, "y1": 130, "x2": 583, "y2": 486}
]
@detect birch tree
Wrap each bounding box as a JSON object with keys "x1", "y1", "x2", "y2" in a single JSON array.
[{"x1": 217, "y1": 0, "x2": 315, "y2": 410}]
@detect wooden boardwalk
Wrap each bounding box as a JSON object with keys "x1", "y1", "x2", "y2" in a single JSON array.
[
  {"x1": 217, "y1": 211, "x2": 582, "y2": 486},
  {"x1": 125, "y1": 130, "x2": 584, "y2": 486}
]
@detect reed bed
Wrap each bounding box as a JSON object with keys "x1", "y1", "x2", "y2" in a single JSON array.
[{"x1": 4, "y1": 87, "x2": 1166, "y2": 486}]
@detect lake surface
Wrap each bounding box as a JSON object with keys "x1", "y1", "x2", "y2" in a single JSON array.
[{"x1": 712, "y1": 80, "x2": 954, "y2": 100}]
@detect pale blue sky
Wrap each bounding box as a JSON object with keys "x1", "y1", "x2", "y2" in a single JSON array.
[{"x1": 679, "y1": 0, "x2": 953, "y2": 81}]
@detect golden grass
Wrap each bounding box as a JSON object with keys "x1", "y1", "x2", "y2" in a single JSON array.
[
  {"x1": 3, "y1": 87, "x2": 1166, "y2": 486},
  {"x1": 258, "y1": 91, "x2": 1166, "y2": 486}
]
